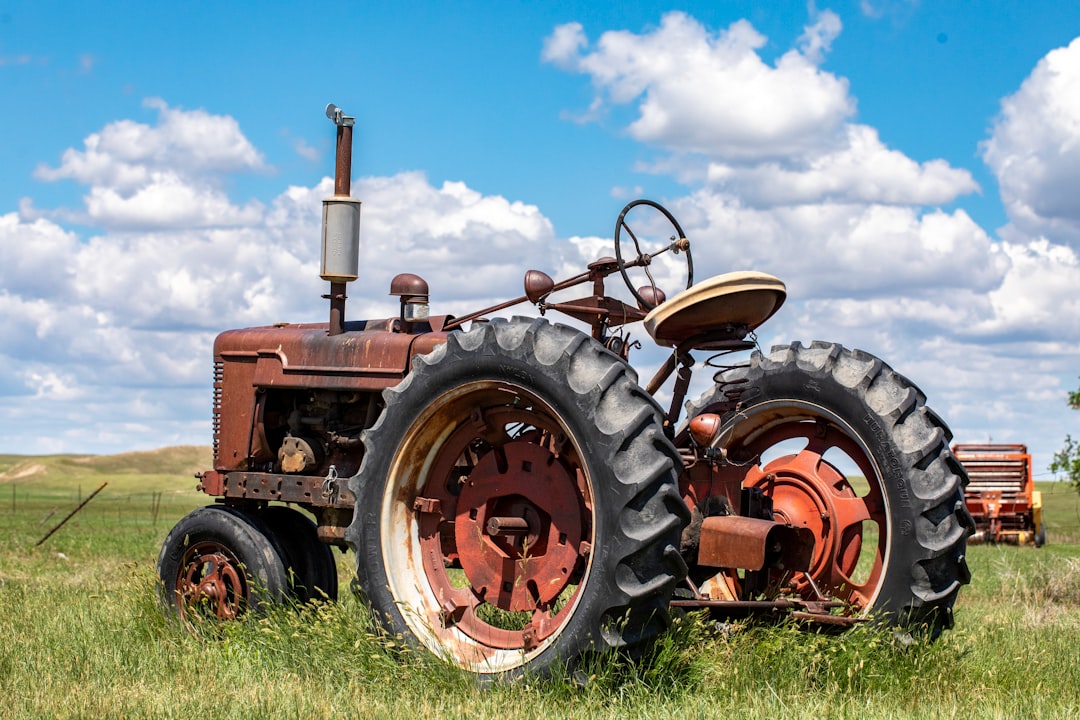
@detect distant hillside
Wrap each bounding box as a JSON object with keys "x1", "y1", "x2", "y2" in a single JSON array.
[{"x1": 0, "y1": 446, "x2": 213, "y2": 483}]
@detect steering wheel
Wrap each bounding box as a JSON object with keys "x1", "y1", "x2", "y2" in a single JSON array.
[{"x1": 613, "y1": 199, "x2": 694, "y2": 311}]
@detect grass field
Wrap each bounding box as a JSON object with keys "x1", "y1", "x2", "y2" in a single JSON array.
[{"x1": 2, "y1": 448, "x2": 1080, "y2": 719}]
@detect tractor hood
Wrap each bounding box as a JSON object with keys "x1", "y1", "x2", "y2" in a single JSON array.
[{"x1": 214, "y1": 317, "x2": 451, "y2": 393}]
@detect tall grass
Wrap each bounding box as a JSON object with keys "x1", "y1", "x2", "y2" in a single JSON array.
[{"x1": 3, "y1": 450, "x2": 1080, "y2": 718}]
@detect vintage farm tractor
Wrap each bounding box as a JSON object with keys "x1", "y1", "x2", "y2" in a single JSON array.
[{"x1": 157, "y1": 104, "x2": 974, "y2": 679}]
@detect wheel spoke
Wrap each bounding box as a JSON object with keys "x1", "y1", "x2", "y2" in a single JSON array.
[
  {"x1": 830, "y1": 493, "x2": 871, "y2": 534},
  {"x1": 354, "y1": 318, "x2": 686, "y2": 675},
  {"x1": 411, "y1": 396, "x2": 593, "y2": 651}
]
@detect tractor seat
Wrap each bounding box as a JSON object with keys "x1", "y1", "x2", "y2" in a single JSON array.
[{"x1": 643, "y1": 271, "x2": 787, "y2": 348}]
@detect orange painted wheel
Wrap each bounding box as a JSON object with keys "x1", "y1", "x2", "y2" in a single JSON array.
[
  {"x1": 741, "y1": 418, "x2": 886, "y2": 610},
  {"x1": 686, "y1": 341, "x2": 973, "y2": 637}
]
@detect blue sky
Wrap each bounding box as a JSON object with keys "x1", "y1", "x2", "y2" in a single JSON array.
[{"x1": 2, "y1": 1, "x2": 1080, "y2": 476}]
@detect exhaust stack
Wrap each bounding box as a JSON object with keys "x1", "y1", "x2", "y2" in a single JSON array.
[{"x1": 321, "y1": 103, "x2": 362, "y2": 335}]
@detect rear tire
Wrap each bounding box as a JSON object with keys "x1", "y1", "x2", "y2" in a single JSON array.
[
  {"x1": 685, "y1": 341, "x2": 973, "y2": 637},
  {"x1": 347, "y1": 317, "x2": 688, "y2": 679}
]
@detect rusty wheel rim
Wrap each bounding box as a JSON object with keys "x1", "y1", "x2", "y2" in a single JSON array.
[
  {"x1": 381, "y1": 382, "x2": 594, "y2": 670},
  {"x1": 175, "y1": 541, "x2": 249, "y2": 622},
  {"x1": 731, "y1": 402, "x2": 888, "y2": 613}
]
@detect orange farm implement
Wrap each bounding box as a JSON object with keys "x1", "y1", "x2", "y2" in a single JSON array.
[{"x1": 952, "y1": 443, "x2": 1044, "y2": 546}]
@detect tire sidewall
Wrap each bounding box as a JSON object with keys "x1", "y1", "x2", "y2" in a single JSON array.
[{"x1": 262, "y1": 505, "x2": 339, "y2": 602}]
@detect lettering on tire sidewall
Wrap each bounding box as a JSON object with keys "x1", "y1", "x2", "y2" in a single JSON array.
[{"x1": 862, "y1": 413, "x2": 911, "y2": 510}]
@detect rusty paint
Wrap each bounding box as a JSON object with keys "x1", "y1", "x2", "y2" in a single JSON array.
[
  {"x1": 175, "y1": 541, "x2": 248, "y2": 622},
  {"x1": 697, "y1": 515, "x2": 814, "y2": 573},
  {"x1": 688, "y1": 413, "x2": 722, "y2": 447},
  {"x1": 454, "y1": 440, "x2": 583, "y2": 614},
  {"x1": 379, "y1": 380, "x2": 594, "y2": 657},
  {"x1": 207, "y1": 318, "x2": 452, "y2": 475},
  {"x1": 216, "y1": 471, "x2": 354, "y2": 508}
]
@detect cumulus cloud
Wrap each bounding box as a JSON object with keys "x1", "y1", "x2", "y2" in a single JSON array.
[
  {"x1": 543, "y1": 10, "x2": 977, "y2": 212},
  {"x1": 663, "y1": 193, "x2": 1007, "y2": 301},
  {"x1": 33, "y1": 98, "x2": 268, "y2": 230},
  {"x1": 0, "y1": 213, "x2": 79, "y2": 296},
  {"x1": 1, "y1": 103, "x2": 565, "y2": 445},
  {"x1": 4, "y1": 12, "x2": 1080, "y2": 475},
  {"x1": 982, "y1": 37, "x2": 1080, "y2": 246},
  {"x1": 36, "y1": 98, "x2": 266, "y2": 188},
  {"x1": 546, "y1": 11, "x2": 854, "y2": 160},
  {"x1": 705, "y1": 125, "x2": 978, "y2": 207},
  {"x1": 1, "y1": 102, "x2": 566, "y2": 453},
  {"x1": 973, "y1": 239, "x2": 1080, "y2": 338}
]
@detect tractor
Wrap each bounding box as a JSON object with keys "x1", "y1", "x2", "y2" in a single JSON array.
[{"x1": 157, "y1": 104, "x2": 974, "y2": 680}]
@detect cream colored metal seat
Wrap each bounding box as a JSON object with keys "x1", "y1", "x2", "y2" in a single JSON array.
[{"x1": 643, "y1": 271, "x2": 787, "y2": 347}]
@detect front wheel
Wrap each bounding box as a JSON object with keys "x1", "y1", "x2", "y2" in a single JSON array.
[
  {"x1": 157, "y1": 505, "x2": 289, "y2": 624},
  {"x1": 685, "y1": 341, "x2": 973, "y2": 637},
  {"x1": 347, "y1": 317, "x2": 688, "y2": 679}
]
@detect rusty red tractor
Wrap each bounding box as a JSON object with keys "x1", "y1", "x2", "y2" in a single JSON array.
[{"x1": 157, "y1": 104, "x2": 974, "y2": 679}]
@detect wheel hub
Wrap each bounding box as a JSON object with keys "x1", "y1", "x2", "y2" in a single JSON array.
[
  {"x1": 745, "y1": 453, "x2": 861, "y2": 581},
  {"x1": 177, "y1": 544, "x2": 246, "y2": 621},
  {"x1": 456, "y1": 440, "x2": 584, "y2": 612}
]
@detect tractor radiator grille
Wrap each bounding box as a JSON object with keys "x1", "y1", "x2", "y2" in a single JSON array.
[{"x1": 212, "y1": 360, "x2": 223, "y2": 464}]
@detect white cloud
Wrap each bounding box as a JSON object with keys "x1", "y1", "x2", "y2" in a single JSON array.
[
  {"x1": 705, "y1": 125, "x2": 978, "y2": 207},
  {"x1": 26, "y1": 370, "x2": 81, "y2": 400},
  {"x1": 352, "y1": 172, "x2": 558, "y2": 303},
  {"x1": 0, "y1": 213, "x2": 79, "y2": 297},
  {"x1": 973, "y1": 239, "x2": 1080, "y2": 338},
  {"x1": 983, "y1": 37, "x2": 1080, "y2": 246},
  {"x1": 655, "y1": 192, "x2": 1006, "y2": 301},
  {"x1": 36, "y1": 98, "x2": 266, "y2": 188},
  {"x1": 81, "y1": 172, "x2": 266, "y2": 229},
  {"x1": 3, "y1": 13, "x2": 1080, "y2": 479},
  {"x1": 33, "y1": 98, "x2": 269, "y2": 231},
  {"x1": 541, "y1": 22, "x2": 587, "y2": 69},
  {"x1": 543, "y1": 14, "x2": 1080, "y2": 474},
  {"x1": 292, "y1": 137, "x2": 320, "y2": 162},
  {"x1": 546, "y1": 11, "x2": 854, "y2": 161},
  {"x1": 797, "y1": 7, "x2": 843, "y2": 65},
  {"x1": 543, "y1": 11, "x2": 976, "y2": 212}
]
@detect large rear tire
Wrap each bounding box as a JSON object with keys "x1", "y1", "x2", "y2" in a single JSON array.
[
  {"x1": 346, "y1": 317, "x2": 688, "y2": 679},
  {"x1": 685, "y1": 341, "x2": 973, "y2": 637}
]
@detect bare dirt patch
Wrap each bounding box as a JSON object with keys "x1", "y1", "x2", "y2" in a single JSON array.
[{"x1": 0, "y1": 463, "x2": 47, "y2": 482}]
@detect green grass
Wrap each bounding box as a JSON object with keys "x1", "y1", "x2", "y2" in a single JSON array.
[{"x1": 3, "y1": 449, "x2": 1080, "y2": 718}]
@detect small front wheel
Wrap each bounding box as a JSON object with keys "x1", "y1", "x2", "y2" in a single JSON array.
[
  {"x1": 157, "y1": 505, "x2": 288, "y2": 624},
  {"x1": 262, "y1": 505, "x2": 339, "y2": 603}
]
